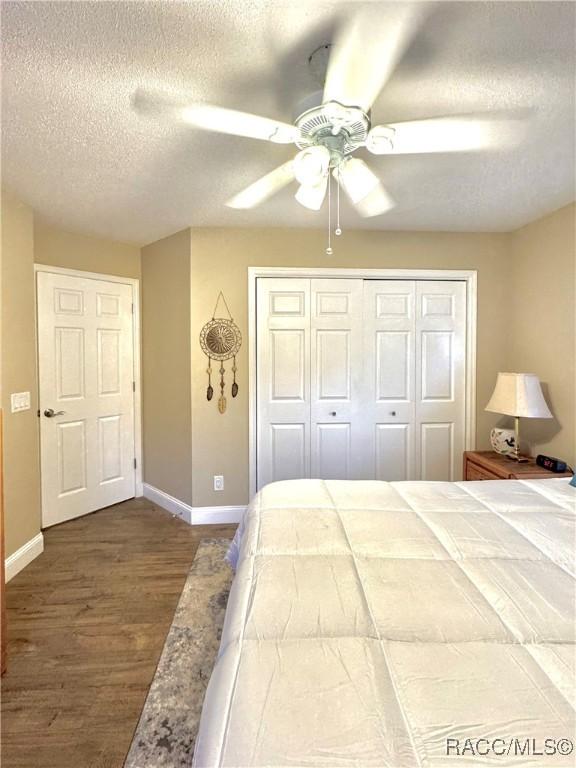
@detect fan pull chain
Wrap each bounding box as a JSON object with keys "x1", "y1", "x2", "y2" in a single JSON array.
[
  {"x1": 326, "y1": 172, "x2": 333, "y2": 256},
  {"x1": 335, "y1": 167, "x2": 342, "y2": 236}
]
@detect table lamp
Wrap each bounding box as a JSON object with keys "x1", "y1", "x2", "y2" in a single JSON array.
[{"x1": 485, "y1": 373, "x2": 553, "y2": 462}]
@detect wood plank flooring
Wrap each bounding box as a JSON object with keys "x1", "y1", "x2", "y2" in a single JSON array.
[{"x1": 1, "y1": 497, "x2": 237, "y2": 768}]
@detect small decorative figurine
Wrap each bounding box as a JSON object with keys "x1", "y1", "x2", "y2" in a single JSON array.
[{"x1": 199, "y1": 292, "x2": 242, "y2": 414}]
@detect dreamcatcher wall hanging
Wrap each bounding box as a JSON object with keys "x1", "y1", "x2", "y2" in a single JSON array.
[{"x1": 200, "y1": 292, "x2": 242, "y2": 414}]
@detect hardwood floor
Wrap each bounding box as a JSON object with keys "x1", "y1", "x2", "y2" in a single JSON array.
[{"x1": 0, "y1": 498, "x2": 236, "y2": 768}]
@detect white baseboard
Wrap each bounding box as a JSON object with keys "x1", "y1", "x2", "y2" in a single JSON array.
[
  {"x1": 142, "y1": 483, "x2": 245, "y2": 526},
  {"x1": 142, "y1": 483, "x2": 193, "y2": 523},
  {"x1": 191, "y1": 505, "x2": 245, "y2": 525},
  {"x1": 5, "y1": 532, "x2": 44, "y2": 582}
]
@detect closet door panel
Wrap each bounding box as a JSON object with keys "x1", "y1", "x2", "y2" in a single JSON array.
[
  {"x1": 375, "y1": 423, "x2": 412, "y2": 481},
  {"x1": 316, "y1": 330, "x2": 351, "y2": 400},
  {"x1": 257, "y1": 279, "x2": 310, "y2": 489},
  {"x1": 310, "y1": 279, "x2": 364, "y2": 480},
  {"x1": 316, "y1": 423, "x2": 351, "y2": 480},
  {"x1": 363, "y1": 281, "x2": 416, "y2": 481},
  {"x1": 270, "y1": 423, "x2": 307, "y2": 481},
  {"x1": 420, "y1": 422, "x2": 454, "y2": 481},
  {"x1": 416, "y1": 281, "x2": 466, "y2": 481},
  {"x1": 270, "y1": 329, "x2": 306, "y2": 401},
  {"x1": 421, "y1": 330, "x2": 454, "y2": 401},
  {"x1": 376, "y1": 330, "x2": 411, "y2": 401}
]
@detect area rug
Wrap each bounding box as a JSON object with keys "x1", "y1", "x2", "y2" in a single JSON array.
[{"x1": 124, "y1": 538, "x2": 233, "y2": 768}]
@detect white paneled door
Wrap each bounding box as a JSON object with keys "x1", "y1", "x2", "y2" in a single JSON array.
[
  {"x1": 311, "y1": 279, "x2": 364, "y2": 481},
  {"x1": 363, "y1": 280, "x2": 416, "y2": 481},
  {"x1": 256, "y1": 279, "x2": 311, "y2": 487},
  {"x1": 416, "y1": 281, "x2": 466, "y2": 481},
  {"x1": 256, "y1": 277, "x2": 467, "y2": 490},
  {"x1": 37, "y1": 271, "x2": 136, "y2": 527}
]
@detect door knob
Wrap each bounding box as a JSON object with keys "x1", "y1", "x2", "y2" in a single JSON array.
[
  {"x1": 390, "y1": 411, "x2": 397, "y2": 416},
  {"x1": 330, "y1": 411, "x2": 337, "y2": 416},
  {"x1": 44, "y1": 408, "x2": 65, "y2": 418}
]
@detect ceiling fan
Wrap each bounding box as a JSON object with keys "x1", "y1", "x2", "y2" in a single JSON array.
[{"x1": 134, "y1": 3, "x2": 521, "y2": 234}]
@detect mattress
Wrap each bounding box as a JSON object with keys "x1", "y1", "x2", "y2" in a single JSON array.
[{"x1": 193, "y1": 478, "x2": 576, "y2": 767}]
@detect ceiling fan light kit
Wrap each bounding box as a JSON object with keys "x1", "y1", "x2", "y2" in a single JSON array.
[
  {"x1": 135, "y1": 2, "x2": 523, "y2": 254},
  {"x1": 356, "y1": 184, "x2": 395, "y2": 219},
  {"x1": 295, "y1": 177, "x2": 328, "y2": 211},
  {"x1": 293, "y1": 145, "x2": 331, "y2": 186},
  {"x1": 337, "y1": 157, "x2": 381, "y2": 205}
]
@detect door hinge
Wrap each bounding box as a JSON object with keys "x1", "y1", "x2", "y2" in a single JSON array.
[
  {"x1": 131, "y1": 303, "x2": 134, "y2": 314},
  {"x1": 132, "y1": 381, "x2": 136, "y2": 392},
  {"x1": 133, "y1": 458, "x2": 137, "y2": 469}
]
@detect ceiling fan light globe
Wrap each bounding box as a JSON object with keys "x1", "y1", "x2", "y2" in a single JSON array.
[
  {"x1": 337, "y1": 158, "x2": 380, "y2": 204},
  {"x1": 295, "y1": 178, "x2": 328, "y2": 211},
  {"x1": 356, "y1": 185, "x2": 395, "y2": 218},
  {"x1": 294, "y1": 146, "x2": 331, "y2": 186}
]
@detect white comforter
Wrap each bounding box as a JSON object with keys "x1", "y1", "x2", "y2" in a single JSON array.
[{"x1": 193, "y1": 478, "x2": 576, "y2": 767}]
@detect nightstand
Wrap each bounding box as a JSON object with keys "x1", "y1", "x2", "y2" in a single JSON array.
[{"x1": 463, "y1": 450, "x2": 573, "y2": 481}]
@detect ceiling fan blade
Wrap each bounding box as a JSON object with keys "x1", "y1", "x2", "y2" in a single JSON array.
[
  {"x1": 133, "y1": 89, "x2": 299, "y2": 144},
  {"x1": 336, "y1": 159, "x2": 395, "y2": 217},
  {"x1": 367, "y1": 115, "x2": 522, "y2": 155},
  {"x1": 324, "y1": 3, "x2": 426, "y2": 112},
  {"x1": 226, "y1": 161, "x2": 295, "y2": 209},
  {"x1": 181, "y1": 105, "x2": 300, "y2": 144}
]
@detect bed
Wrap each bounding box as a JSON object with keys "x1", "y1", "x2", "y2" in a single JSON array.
[{"x1": 193, "y1": 478, "x2": 575, "y2": 767}]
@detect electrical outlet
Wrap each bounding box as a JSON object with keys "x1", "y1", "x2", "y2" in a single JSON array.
[{"x1": 213, "y1": 475, "x2": 224, "y2": 492}]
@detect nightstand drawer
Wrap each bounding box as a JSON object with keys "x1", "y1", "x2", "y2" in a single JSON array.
[{"x1": 466, "y1": 462, "x2": 499, "y2": 481}]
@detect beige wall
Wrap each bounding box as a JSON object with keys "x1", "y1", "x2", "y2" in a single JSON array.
[
  {"x1": 0, "y1": 201, "x2": 142, "y2": 559},
  {"x1": 141, "y1": 229, "x2": 192, "y2": 504},
  {"x1": 2, "y1": 196, "x2": 569, "y2": 548},
  {"x1": 1, "y1": 190, "x2": 42, "y2": 557},
  {"x1": 189, "y1": 228, "x2": 511, "y2": 507},
  {"x1": 34, "y1": 219, "x2": 140, "y2": 279},
  {"x1": 508, "y1": 203, "x2": 575, "y2": 466}
]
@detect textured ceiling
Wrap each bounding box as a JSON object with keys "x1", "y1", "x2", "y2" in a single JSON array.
[{"x1": 1, "y1": 1, "x2": 575, "y2": 244}]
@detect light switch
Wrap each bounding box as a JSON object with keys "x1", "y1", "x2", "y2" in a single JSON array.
[{"x1": 11, "y1": 391, "x2": 31, "y2": 413}]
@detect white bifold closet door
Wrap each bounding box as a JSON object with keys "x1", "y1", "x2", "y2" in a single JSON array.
[
  {"x1": 363, "y1": 280, "x2": 466, "y2": 482},
  {"x1": 310, "y1": 279, "x2": 365, "y2": 480},
  {"x1": 256, "y1": 279, "x2": 311, "y2": 484},
  {"x1": 256, "y1": 277, "x2": 466, "y2": 489}
]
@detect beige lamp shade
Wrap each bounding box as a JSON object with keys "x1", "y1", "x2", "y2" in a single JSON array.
[{"x1": 485, "y1": 372, "x2": 553, "y2": 418}]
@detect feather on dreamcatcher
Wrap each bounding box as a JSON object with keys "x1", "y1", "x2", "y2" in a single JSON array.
[{"x1": 199, "y1": 292, "x2": 242, "y2": 414}]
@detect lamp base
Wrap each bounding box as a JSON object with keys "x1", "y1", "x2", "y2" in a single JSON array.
[
  {"x1": 507, "y1": 454, "x2": 529, "y2": 463},
  {"x1": 509, "y1": 416, "x2": 529, "y2": 463}
]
